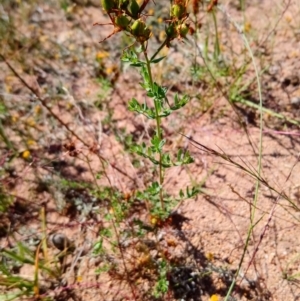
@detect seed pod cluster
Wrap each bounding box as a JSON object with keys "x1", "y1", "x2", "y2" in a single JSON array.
[
  {"x1": 98, "y1": 0, "x2": 153, "y2": 43},
  {"x1": 99, "y1": 0, "x2": 190, "y2": 44},
  {"x1": 165, "y1": 1, "x2": 191, "y2": 44},
  {"x1": 101, "y1": 0, "x2": 140, "y2": 19},
  {"x1": 131, "y1": 19, "x2": 151, "y2": 42}
]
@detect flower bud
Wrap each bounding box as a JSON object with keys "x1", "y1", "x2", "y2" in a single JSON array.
[
  {"x1": 131, "y1": 19, "x2": 144, "y2": 36},
  {"x1": 131, "y1": 19, "x2": 151, "y2": 41},
  {"x1": 170, "y1": 4, "x2": 186, "y2": 19},
  {"x1": 142, "y1": 27, "x2": 151, "y2": 41},
  {"x1": 101, "y1": 0, "x2": 116, "y2": 12},
  {"x1": 119, "y1": 0, "x2": 129, "y2": 9},
  {"x1": 115, "y1": 14, "x2": 130, "y2": 29},
  {"x1": 177, "y1": 23, "x2": 189, "y2": 38},
  {"x1": 128, "y1": 0, "x2": 139, "y2": 19},
  {"x1": 165, "y1": 23, "x2": 178, "y2": 39}
]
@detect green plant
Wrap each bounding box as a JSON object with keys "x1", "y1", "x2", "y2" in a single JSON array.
[
  {"x1": 94, "y1": 1, "x2": 202, "y2": 297},
  {"x1": 0, "y1": 186, "x2": 12, "y2": 213},
  {"x1": 97, "y1": 0, "x2": 198, "y2": 220},
  {"x1": 0, "y1": 239, "x2": 60, "y2": 300},
  {"x1": 282, "y1": 253, "x2": 300, "y2": 282},
  {"x1": 153, "y1": 260, "x2": 169, "y2": 298}
]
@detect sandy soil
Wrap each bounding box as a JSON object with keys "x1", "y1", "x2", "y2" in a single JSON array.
[{"x1": 1, "y1": 0, "x2": 300, "y2": 300}]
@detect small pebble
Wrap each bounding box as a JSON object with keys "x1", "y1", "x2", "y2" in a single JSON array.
[{"x1": 291, "y1": 97, "x2": 300, "y2": 108}]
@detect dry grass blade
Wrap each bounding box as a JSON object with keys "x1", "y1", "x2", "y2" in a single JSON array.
[{"x1": 182, "y1": 133, "x2": 300, "y2": 211}]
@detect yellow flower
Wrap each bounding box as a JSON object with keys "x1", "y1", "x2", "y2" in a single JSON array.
[
  {"x1": 34, "y1": 105, "x2": 41, "y2": 115},
  {"x1": 22, "y1": 150, "x2": 31, "y2": 159},
  {"x1": 96, "y1": 51, "x2": 110, "y2": 60},
  {"x1": 105, "y1": 66, "x2": 114, "y2": 75},
  {"x1": 285, "y1": 15, "x2": 292, "y2": 23},
  {"x1": 105, "y1": 64, "x2": 118, "y2": 76},
  {"x1": 289, "y1": 51, "x2": 299, "y2": 58},
  {"x1": 11, "y1": 114, "x2": 19, "y2": 123},
  {"x1": 148, "y1": 8, "x2": 154, "y2": 15},
  {"x1": 159, "y1": 30, "x2": 166, "y2": 42},
  {"x1": 5, "y1": 85, "x2": 12, "y2": 93},
  {"x1": 137, "y1": 254, "x2": 151, "y2": 265},
  {"x1": 66, "y1": 102, "x2": 73, "y2": 110},
  {"x1": 26, "y1": 118, "x2": 36, "y2": 127},
  {"x1": 27, "y1": 139, "x2": 36, "y2": 146},
  {"x1": 244, "y1": 21, "x2": 252, "y2": 33},
  {"x1": 150, "y1": 216, "x2": 157, "y2": 226},
  {"x1": 39, "y1": 35, "x2": 48, "y2": 43},
  {"x1": 210, "y1": 294, "x2": 219, "y2": 301},
  {"x1": 68, "y1": 44, "x2": 75, "y2": 51},
  {"x1": 206, "y1": 252, "x2": 214, "y2": 261}
]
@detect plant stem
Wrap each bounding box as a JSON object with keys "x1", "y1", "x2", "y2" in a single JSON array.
[
  {"x1": 142, "y1": 43, "x2": 164, "y2": 210},
  {"x1": 150, "y1": 38, "x2": 168, "y2": 62},
  {"x1": 211, "y1": 9, "x2": 220, "y2": 63}
]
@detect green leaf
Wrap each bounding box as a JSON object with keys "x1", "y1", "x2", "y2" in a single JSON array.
[
  {"x1": 141, "y1": 65, "x2": 151, "y2": 88},
  {"x1": 128, "y1": 98, "x2": 141, "y2": 111},
  {"x1": 153, "y1": 260, "x2": 169, "y2": 297},
  {"x1": 171, "y1": 94, "x2": 190, "y2": 110},
  {"x1": 128, "y1": 98, "x2": 156, "y2": 119},
  {"x1": 186, "y1": 186, "x2": 199, "y2": 198},
  {"x1": 128, "y1": 0, "x2": 139, "y2": 19},
  {"x1": 130, "y1": 62, "x2": 144, "y2": 67},
  {"x1": 148, "y1": 182, "x2": 161, "y2": 195},
  {"x1": 93, "y1": 238, "x2": 104, "y2": 255},
  {"x1": 161, "y1": 153, "x2": 172, "y2": 167},
  {"x1": 121, "y1": 49, "x2": 144, "y2": 67},
  {"x1": 150, "y1": 135, "x2": 165, "y2": 153},
  {"x1": 158, "y1": 108, "x2": 171, "y2": 117},
  {"x1": 177, "y1": 148, "x2": 183, "y2": 161},
  {"x1": 150, "y1": 56, "x2": 166, "y2": 64},
  {"x1": 0, "y1": 102, "x2": 7, "y2": 115}
]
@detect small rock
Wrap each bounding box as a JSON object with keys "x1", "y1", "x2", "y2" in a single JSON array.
[
  {"x1": 268, "y1": 65, "x2": 280, "y2": 76},
  {"x1": 291, "y1": 75, "x2": 300, "y2": 86},
  {"x1": 48, "y1": 233, "x2": 75, "y2": 252},
  {"x1": 291, "y1": 97, "x2": 300, "y2": 108}
]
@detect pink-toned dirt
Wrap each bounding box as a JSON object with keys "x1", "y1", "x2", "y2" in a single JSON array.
[{"x1": 1, "y1": 0, "x2": 300, "y2": 300}]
